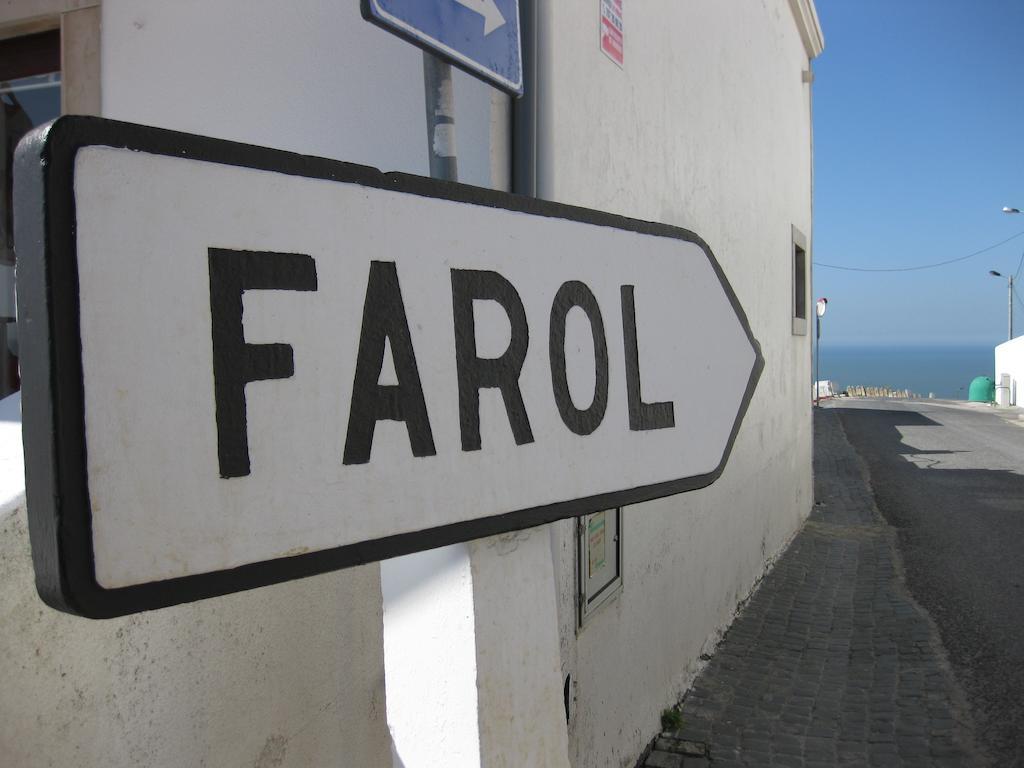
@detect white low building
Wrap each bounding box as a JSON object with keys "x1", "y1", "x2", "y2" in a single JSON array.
[
  {"x1": 995, "y1": 336, "x2": 1024, "y2": 406},
  {"x1": 0, "y1": 2, "x2": 823, "y2": 766}
]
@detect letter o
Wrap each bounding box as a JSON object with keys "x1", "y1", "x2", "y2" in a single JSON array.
[{"x1": 549, "y1": 281, "x2": 609, "y2": 436}]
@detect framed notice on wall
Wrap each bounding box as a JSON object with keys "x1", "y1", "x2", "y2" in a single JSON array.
[{"x1": 579, "y1": 508, "x2": 622, "y2": 625}]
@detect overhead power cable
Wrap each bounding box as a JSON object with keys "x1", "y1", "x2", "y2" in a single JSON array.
[{"x1": 814, "y1": 229, "x2": 1024, "y2": 272}]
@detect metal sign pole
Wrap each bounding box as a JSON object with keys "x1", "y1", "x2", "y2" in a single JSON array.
[
  {"x1": 814, "y1": 297, "x2": 827, "y2": 407},
  {"x1": 815, "y1": 315, "x2": 820, "y2": 407},
  {"x1": 423, "y1": 52, "x2": 458, "y2": 183}
]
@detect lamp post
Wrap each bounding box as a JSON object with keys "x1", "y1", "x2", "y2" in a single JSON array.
[
  {"x1": 996, "y1": 207, "x2": 1021, "y2": 338},
  {"x1": 815, "y1": 297, "x2": 827, "y2": 406},
  {"x1": 989, "y1": 270, "x2": 1013, "y2": 341}
]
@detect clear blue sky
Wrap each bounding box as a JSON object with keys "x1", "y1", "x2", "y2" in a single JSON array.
[{"x1": 813, "y1": 0, "x2": 1024, "y2": 346}]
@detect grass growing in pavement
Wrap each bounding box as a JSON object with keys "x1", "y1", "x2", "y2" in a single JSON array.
[{"x1": 660, "y1": 707, "x2": 683, "y2": 732}]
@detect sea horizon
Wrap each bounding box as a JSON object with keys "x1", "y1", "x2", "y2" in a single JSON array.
[
  {"x1": 820, "y1": 339, "x2": 1005, "y2": 348},
  {"x1": 814, "y1": 341, "x2": 997, "y2": 400}
]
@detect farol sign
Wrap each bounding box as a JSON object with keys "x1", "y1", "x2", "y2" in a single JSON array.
[{"x1": 15, "y1": 117, "x2": 762, "y2": 617}]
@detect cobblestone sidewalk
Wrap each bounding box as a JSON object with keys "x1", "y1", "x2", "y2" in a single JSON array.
[{"x1": 642, "y1": 409, "x2": 983, "y2": 768}]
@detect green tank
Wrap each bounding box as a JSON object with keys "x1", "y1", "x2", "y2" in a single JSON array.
[{"x1": 967, "y1": 376, "x2": 995, "y2": 403}]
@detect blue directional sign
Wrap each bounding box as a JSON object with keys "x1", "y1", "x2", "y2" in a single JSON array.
[{"x1": 362, "y1": 0, "x2": 523, "y2": 95}]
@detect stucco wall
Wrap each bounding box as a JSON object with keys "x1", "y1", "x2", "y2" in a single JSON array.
[
  {"x1": 3, "y1": 0, "x2": 815, "y2": 765},
  {"x1": 99, "y1": 0, "x2": 503, "y2": 188},
  {"x1": 1, "y1": 1, "x2": 505, "y2": 766},
  {"x1": 536, "y1": 2, "x2": 817, "y2": 764},
  {"x1": 1, "y1": 492, "x2": 388, "y2": 767}
]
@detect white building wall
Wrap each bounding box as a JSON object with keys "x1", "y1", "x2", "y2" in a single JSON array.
[
  {"x1": 2, "y1": 1, "x2": 817, "y2": 766},
  {"x1": 1, "y1": 2, "x2": 506, "y2": 766},
  {"x1": 995, "y1": 336, "x2": 1024, "y2": 406},
  {"x1": 99, "y1": 0, "x2": 503, "y2": 188},
  {"x1": 536, "y1": 2, "x2": 818, "y2": 765},
  {"x1": 1, "y1": 490, "x2": 388, "y2": 767}
]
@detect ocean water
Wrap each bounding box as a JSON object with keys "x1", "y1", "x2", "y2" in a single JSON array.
[{"x1": 814, "y1": 344, "x2": 996, "y2": 400}]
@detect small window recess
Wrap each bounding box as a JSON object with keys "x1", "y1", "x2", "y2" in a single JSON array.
[
  {"x1": 1, "y1": 29, "x2": 61, "y2": 398},
  {"x1": 791, "y1": 225, "x2": 809, "y2": 336},
  {"x1": 577, "y1": 507, "x2": 623, "y2": 627},
  {"x1": 0, "y1": 6, "x2": 100, "y2": 401}
]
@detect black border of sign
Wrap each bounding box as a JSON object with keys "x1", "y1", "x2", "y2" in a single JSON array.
[{"x1": 14, "y1": 116, "x2": 764, "y2": 619}]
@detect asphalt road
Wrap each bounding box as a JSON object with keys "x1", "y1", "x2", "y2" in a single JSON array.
[{"x1": 828, "y1": 398, "x2": 1024, "y2": 766}]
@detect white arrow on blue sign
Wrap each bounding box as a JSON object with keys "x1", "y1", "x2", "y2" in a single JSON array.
[{"x1": 362, "y1": 0, "x2": 523, "y2": 95}]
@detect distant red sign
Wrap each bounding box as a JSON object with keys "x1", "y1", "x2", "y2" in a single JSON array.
[{"x1": 600, "y1": 0, "x2": 623, "y2": 67}]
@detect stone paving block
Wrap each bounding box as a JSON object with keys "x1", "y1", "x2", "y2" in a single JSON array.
[
  {"x1": 653, "y1": 737, "x2": 707, "y2": 757},
  {"x1": 741, "y1": 752, "x2": 772, "y2": 767},
  {"x1": 867, "y1": 741, "x2": 899, "y2": 758},
  {"x1": 712, "y1": 731, "x2": 739, "y2": 749},
  {"x1": 805, "y1": 723, "x2": 837, "y2": 739},
  {"x1": 776, "y1": 720, "x2": 806, "y2": 736},
  {"x1": 803, "y1": 749, "x2": 834, "y2": 764},
  {"x1": 802, "y1": 735, "x2": 833, "y2": 752},
  {"x1": 741, "y1": 737, "x2": 772, "y2": 753},
  {"x1": 771, "y1": 755, "x2": 806, "y2": 768},
  {"x1": 644, "y1": 750, "x2": 683, "y2": 768}
]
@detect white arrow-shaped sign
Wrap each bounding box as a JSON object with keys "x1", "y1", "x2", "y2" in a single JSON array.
[
  {"x1": 452, "y1": 0, "x2": 506, "y2": 35},
  {"x1": 16, "y1": 117, "x2": 761, "y2": 617}
]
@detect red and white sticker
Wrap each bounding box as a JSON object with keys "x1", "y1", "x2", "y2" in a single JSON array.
[{"x1": 600, "y1": 0, "x2": 623, "y2": 67}]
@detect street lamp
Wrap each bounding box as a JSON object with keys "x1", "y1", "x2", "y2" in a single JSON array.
[
  {"x1": 993, "y1": 207, "x2": 1019, "y2": 339},
  {"x1": 989, "y1": 270, "x2": 1013, "y2": 340},
  {"x1": 815, "y1": 297, "x2": 827, "y2": 406}
]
